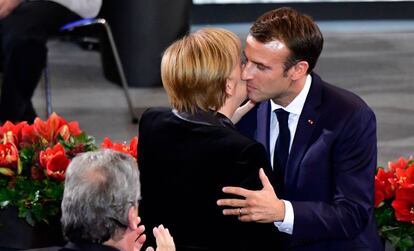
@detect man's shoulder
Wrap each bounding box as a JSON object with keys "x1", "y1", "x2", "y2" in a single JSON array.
[{"x1": 312, "y1": 73, "x2": 373, "y2": 113}]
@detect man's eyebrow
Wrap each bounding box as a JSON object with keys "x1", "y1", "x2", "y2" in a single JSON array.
[
  {"x1": 243, "y1": 51, "x2": 272, "y2": 70},
  {"x1": 253, "y1": 60, "x2": 271, "y2": 70}
]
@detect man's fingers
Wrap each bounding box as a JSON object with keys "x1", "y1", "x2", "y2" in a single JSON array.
[
  {"x1": 153, "y1": 224, "x2": 175, "y2": 250},
  {"x1": 217, "y1": 187, "x2": 252, "y2": 207},
  {"x1": 222, "y1": 207, "x2": 245, "y2": 216},
  {"x1": 135, "y1": 225, "x2": 146, "y2": 244},
  {"x1": 221, "y1": 186, "x2": 251, "y2": 197},
  {"x1": 135, "y1": 232, "x2": 146, "y2": 245},
  {"x1": 259, "y1": 168, "x2": 274, "y2": 191},
  {"x1": 136, "y1": 224, "x2": 145, "y2": 235},
  {"x1": 217, "y1": 198, "x2": 245, "y2": 207}
]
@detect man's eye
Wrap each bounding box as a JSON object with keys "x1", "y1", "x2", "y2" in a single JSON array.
[{"x1": 257, "y1": 64, "x2": 267, "y2": 71}]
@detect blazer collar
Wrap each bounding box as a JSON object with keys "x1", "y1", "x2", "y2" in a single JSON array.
[
  {"x1": 255, "y1": 73, "x2": 324, "y2": 190},
  {"x1": 172, "y1": 108, "x2": 232, "y2": 128},
  {"x1": 285, "y1": 72, "x2": 323, "y2": 186}
]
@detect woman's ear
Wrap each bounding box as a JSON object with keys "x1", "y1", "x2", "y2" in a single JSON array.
[
  {"x1": 225, "y1": 78, "x2": 236, "y2": 96},
  {"x1": 290, "y1": 61, "x2": 309, "y2": 81}
]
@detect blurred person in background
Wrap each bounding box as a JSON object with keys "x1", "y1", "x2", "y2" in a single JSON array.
[{"x1": 0, "y1": 0, "x2": 102, "y2": 123}]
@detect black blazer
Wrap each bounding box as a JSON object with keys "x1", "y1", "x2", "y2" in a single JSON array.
[
  {"x1": 24, "y1": 242, "x2": 120, "y2": 251},
  {"x1": 138, "y1": 107, "x2": 279, "y2": 251}
]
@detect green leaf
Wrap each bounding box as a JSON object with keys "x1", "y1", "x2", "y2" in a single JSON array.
[
  {"x1": 400, "y1": 237, "x2": 413, "y2": 249},
  {"x1": 17, "y1": 157, "x2": 22, "y2": 175},
  {"x1": 0, "y1": 167, "x2": 14, "y2": 176}
]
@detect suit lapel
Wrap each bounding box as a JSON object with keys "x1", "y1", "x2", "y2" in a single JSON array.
[
  {"x1": 256, "y1": 101, "x2": 271, "y2": 159},
  {"x1": 285, "y1": 74, "x2": 323, "y2": 187}
]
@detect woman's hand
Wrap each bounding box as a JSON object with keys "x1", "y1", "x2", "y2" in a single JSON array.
[{"x1": 231, "y1": 100, "x2": 256, "y2": 124}]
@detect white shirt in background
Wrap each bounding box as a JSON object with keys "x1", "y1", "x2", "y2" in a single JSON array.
[{"x1": 49, "y1": 0, "x2": 102, "y2": 18}]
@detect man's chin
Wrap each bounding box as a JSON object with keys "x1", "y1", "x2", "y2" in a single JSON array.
[{"x1": 247, "y1": 94, "x2": 263, "y2": 103}]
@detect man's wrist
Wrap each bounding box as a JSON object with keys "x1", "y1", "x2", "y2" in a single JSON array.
[{"x1": 276, "y1": 199, "x2": 286, "y2": 221}]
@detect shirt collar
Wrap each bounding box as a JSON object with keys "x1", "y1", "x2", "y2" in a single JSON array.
[{"x1": 270, "y1": 74, "x2": 312, "y2": 115}]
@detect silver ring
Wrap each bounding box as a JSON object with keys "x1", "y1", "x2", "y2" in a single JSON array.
[{"x1": 239, "y1": 208, "x2": 242, "y2": 216}]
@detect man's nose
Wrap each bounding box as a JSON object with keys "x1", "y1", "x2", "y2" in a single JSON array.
[{"x1": 241, "y1": 63, "x2": 252, "y2": 81}]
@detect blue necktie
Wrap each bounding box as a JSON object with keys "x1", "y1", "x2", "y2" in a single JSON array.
[{"x1": 273, "y1": 109, "x2": 290, "y2": 195}]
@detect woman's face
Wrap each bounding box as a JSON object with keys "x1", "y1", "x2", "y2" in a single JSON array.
[{"x1": 227, "y1": 58, "x2": 247, "y2": 106}]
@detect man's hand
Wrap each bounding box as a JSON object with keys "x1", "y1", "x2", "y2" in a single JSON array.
[
  {"x1": 0, "y1": 0, "x2": 22, "y2": 19},
  {"x1": 145, "y1": 225, "x2": 175, "y2": 251},
  {"x1": 133, "y1": 217, "x2": 147, "y2": 251},
  {"x1": 217, "y1": 168, "x2": 285, "y2": 223},
  {"x1": 230, "y1": 100, "x2": 256, "y2": 124}
]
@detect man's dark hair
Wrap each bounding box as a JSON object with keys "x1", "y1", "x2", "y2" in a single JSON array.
[{"x1": 250, "y1": 7, "x2": 324, "y2": 73}]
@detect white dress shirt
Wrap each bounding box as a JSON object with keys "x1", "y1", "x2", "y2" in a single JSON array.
[
  {"x1": 270, "y1": 74, "x2": 312, "y2": 234},
  {"x1": 49, "y1": 0, "x2": 102, "y2": 18}
]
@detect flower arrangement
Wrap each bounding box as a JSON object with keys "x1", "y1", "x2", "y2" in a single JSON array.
[
  {"x1": 0, "y1": 113, "x2": 138, "y2": 226},
  {"x1": 375, "y1": 156, "x2": 414, "y2": 251},
  {"x1": 101, "y1": 136, "x2": 138, "y2": 160}
]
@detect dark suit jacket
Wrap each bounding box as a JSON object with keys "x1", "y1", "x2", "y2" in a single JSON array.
[
  {"x1": 138, "y1": 107, "x2": 279, "y2": 251},
  {"x1": 24, "y1": 242, "x2": 119, "y2": 251},
  {"x1": 236, "y1": 73, "x2": 384, "y2": 251}
]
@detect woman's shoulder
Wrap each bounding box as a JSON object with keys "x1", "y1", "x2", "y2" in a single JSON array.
[
  {"x1": 142, "y1": 107, "x2": 171, "y2": 117},
  {"x1": 140, "y1": 107, "x2": 174, "y2": 123}
]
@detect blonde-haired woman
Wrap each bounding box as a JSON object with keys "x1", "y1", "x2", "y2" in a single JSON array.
[{"x1": 138, "y1": 28, "x2": 277, "y2": 251}]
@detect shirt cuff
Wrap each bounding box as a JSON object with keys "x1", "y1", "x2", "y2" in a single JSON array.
[{"x1": 274, "y1": 200, "x2": 294, "y2": 234}]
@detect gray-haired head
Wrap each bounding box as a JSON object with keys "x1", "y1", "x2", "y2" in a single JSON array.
[{"x1": 61, "y1": 149, "x2": 140, "y2": 243}]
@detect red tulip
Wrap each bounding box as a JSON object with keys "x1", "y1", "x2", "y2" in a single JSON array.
[
  {"x1": 39, "y1": 143, "x2": 66, "y2": 169},
  {"x1": 45, "y1": 153, "x2": 70, "y2": 181},
  {"x1": 388, "y1": 157, "x2": 410, "y2": 173},
  {"x1": 395, "y1": 163, "x2": 414, "y2": 186},
  {"x1": 101, "y1": 136, "x2": 138, "y2": 159},
  {"x1": 391, "y1": 185, "x2": 414, "y2": 224},
  {"x1": 0, "y1": 121, "x2": 28, "y2": 145},
  {"x1": 0, "y1": 142, "x2": 20, "y2": 176},
  {"x1": 375, "y1": 168, "x2": 396, "y2": 199},
  {"x1": 374, "y1": 178, "x2": 385, "y2": 208}
]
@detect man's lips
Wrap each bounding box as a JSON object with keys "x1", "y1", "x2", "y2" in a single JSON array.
[{"x1": 247, "y1": 83, "x2": 256, "y2": 92}]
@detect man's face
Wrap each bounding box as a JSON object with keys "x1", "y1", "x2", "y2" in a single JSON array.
[{"x1": 242, "y1": 35, "x2": 297, "y2": 106}]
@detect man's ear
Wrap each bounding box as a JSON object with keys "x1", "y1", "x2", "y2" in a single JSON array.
[
  {"x1": 127, "y1": 206, "x2": 138, "y2": 230},
  {"x1": 290, "y1": 61, "x2": 309, "y2": 80}
]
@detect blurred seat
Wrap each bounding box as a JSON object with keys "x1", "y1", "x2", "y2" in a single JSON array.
[{"x1": 44, "y1": 18, "x2": 139, "y2": 124}]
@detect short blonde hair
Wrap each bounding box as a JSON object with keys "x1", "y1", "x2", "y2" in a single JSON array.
[{"x1": 161, "y1": 27, "x2": 241, "y2": 113}]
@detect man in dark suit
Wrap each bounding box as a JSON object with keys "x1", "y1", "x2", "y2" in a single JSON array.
[{"x1": 217, "y1": 7, "x2": 384, "y2": 251}]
